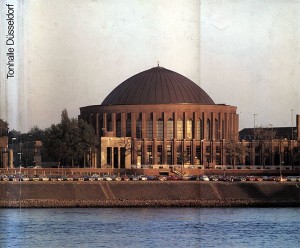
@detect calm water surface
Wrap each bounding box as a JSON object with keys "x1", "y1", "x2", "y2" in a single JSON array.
[{"x1": 0, "y1": 208, "x2": 299, "y2": 248}]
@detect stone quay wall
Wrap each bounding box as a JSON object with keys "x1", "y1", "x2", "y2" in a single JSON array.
[{"x1": 0, "y1": 181, "x2": 299, "y2": 208}]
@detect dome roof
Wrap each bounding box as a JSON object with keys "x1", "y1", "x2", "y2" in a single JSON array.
[{"x1": 101, "y1": 66, "x2": 215, "y2": 105}]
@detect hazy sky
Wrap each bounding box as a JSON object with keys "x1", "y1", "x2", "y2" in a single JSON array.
[{"x1": 1, "y1": 0, "x2": 299, "y2": 132}]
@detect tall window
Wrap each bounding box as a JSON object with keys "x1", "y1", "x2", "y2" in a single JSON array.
[
  {"x1": 147, "y1": 145, "x2": 153, "y2": 165},
  {"x1": 195, "y1": 146, "x2": 201, "y2": 164},
  {"x1": 215, "y1": 118, "x2": 219, "y2": 140},
  {"x1": 157, "y1": 145, "x2": 163, "y2": 164},
  {"x1": 157, "y1": 118, "x2": 163, "y2": 140},
  {"x1": 196, "y1": 119, "x2": 202, "y2": 140},
  {"x1": 177, "y1": 144, "x2": 183, "y2": 164},
  {"x1": 186, "y1": 145, "x2": 191, "y2": 164},
  {"x1": 146, "y1": 118, "x2": 153, "y2": 139},
  {"x1": 106, "y1": 113, "x2": 112, "y2": 132},
  {"x1": 187, "y1": 118, "x2": 193, "y2": 139},
  {"x1": 136, "y1": 116, "x2": 142, "y2": 139},
  {"x1": 167, "y1": 145, "x2": 172, "y2": 164},
  {"x1": 167, "y1": 118, "x2": 174, "y2": 140},
  {"x1": 206, "y1": 119, "x2": 211, "y2": 140},
  {"x1": 126, "y1": 114, "x2": 131, "y2": 137},
  {"x1": 177, "y1": 119, "x2": 183, "y2": 140},
  {"x1": 116, "y1": 114, "x2": 121, "y2": 137}
]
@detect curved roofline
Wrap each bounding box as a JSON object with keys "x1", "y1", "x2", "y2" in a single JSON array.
[{"x1": 101, "y1": 67, "x2": 215, "y2": 106}]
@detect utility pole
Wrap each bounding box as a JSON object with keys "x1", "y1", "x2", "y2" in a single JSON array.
[{"x1": 291, "y1": 109, "x2": 294, "y2": 140}]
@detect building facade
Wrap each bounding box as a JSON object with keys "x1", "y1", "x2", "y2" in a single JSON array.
[{"x1": 80, "y1": 66, "x2": 239, "y2": 169}]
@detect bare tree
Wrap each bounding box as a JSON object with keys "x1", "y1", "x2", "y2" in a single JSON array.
[{"x1": 255, "y1": 126, "x2": 276, "y2": 167}]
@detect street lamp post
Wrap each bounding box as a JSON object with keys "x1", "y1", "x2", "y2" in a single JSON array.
[
  {"x1": 291, "y1": 109, "x2": 294, "y2": 140},
  {"x1": 11, "y1": 137, "x2": 16, "y2": 168}
]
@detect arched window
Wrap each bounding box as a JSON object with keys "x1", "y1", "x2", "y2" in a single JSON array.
[
  {"x1": 146, "y1": 118, "x2": 153, "y2": 139},
  {"x1": 196, "y1": 119, "x2": 202, "y2": 140},
  {"x1": 187, "y1": 118, "x2": 193, "y2": 139},
  {"x1": 126, "y1": 114, "x2": 131, "y2": 137},
  {"x1": 206, "y1": 119, "x2": 211, "y2": 140},
  {"x1": 177, "y1": 119, "x2": 183, "y2": 140},
  {"x1": 167, "y1": 118, "x2": 174, "y2": 140},
  {"x1": 157, "y1": 118, "x2": 163, "y2": 140}
]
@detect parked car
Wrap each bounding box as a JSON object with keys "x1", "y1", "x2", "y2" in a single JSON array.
[
  {"x1": 199, "y1": 175, "x2": 209, "y2": 181},
  {"x1": 209, "y1": 175, "x2": 219, "y2": 181}
]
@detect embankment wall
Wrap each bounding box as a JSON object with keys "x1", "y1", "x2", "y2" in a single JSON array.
[{"x1": 0, "y1": 182, "x2": 299, "y2": 208}]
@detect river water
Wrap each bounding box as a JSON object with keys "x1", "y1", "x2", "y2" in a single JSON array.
[{"x1": 0, "y1": 208, "x2": 299, "y2": 248}]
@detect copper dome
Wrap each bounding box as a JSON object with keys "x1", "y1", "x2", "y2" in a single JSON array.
[{"x1": 101, "y1": 66, "x2": 215, "y2": 105}]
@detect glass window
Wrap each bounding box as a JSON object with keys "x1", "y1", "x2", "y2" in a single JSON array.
[
  {"x1": 187, "y1": 119, "x2": 193, "y2": 139},
  {"x1": 206, "y1": 119, "x2": 211, "y2": 140},
  {"x1": 167, "y1": 145, "x2": 172, "y2": 164},
  {"x1": 157, "y1": 145, "x2": 162, "y2": 164},
  {"x1": 215, "y1": 118, "x2": 219, "y2": 139},
  {"x1": 136, "y1": 117, "x2": 142, "y2": 139},
  {"x1": 146, "y1": 119, "x2": 153, "y2": 139},
  {"x1": 167, "y1": 118, "x2": 174, "y2": 140},
  {"x1": 106, "y1": 113, "x2": 112, "y2": 132},
  {"x1": 196, "y1": 119, "x2": 202, "y2": 140},
  {"x1": 126, "y1": 114, "x2": 131, "y2": 137},
  {"x1": 157, "y1": 118, "x2": 163, "y2": 140},
  {"x1": 116, "y1": 114, "x2": 121, "y2": 137},
  {"x1": 177, "y1": 119, "x2": 183, "y2": 140}
]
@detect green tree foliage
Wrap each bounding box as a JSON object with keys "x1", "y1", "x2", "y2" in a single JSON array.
[
  {"x1": 28, "y1": 126, "x2": 45, "y2": 141},
  {"x1": 44, "y1": 109, "x2": 98, "y2": 166},
  {"x1": 0, "y1": 119, "x2": 9, "y2": 136}
]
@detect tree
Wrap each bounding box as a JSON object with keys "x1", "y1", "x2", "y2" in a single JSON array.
[
  {"x1": 44, "y1": 109, "x2": 98, "y2": 167},
  {"x1": 44, "y1": 123, "x2": 67, "y2": 164},
  {"x1": 255, "y1": 127, "x2": 276, "y2": 167},
  {"x1": 226, "y1": 133, "x2": 243, "y2": 168},
  {"x1": 0, "y1": 119, "x2": 9, "y2": 136}
]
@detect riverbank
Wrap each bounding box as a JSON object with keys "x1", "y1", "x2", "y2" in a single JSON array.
[{"x1": 0, "y1": 181, "x2": 299, "y2": 208}]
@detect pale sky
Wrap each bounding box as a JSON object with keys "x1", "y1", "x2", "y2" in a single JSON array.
[{"x1": 1, "y1": 0, "x2": 299, "y2": 132}]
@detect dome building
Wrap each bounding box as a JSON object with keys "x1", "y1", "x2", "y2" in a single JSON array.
[{"x1": 79, "y1": 66, "x2": 239, "y2": 169}]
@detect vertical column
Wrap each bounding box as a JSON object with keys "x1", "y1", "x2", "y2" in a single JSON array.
[
  {"x1": 183, "y1": 112, "x2": 186, "y2": 139},
  {"x1": 192, "y1": 139, "x2": 196, "y2": 164},
  {"x1": 211, "y1": 112, "x2": 215, "y2": 140},
  {"x1": 297, "y1": 115, "x2": 300, "y2": 140},
  {"x1": 153, "y1": 138, "x2": 157, "y2": 165},
  {"x1": 203, "y1": 112, "x2": 207, "y2": 140},
  {"x1": 174, "y1": 112, "x2": 178, "y2": 139},
  {"x1": 142, "y1": 139, "x2": 147, "y2": 165},
  {"x1": 219, "y1": 112, "x2": 223, "y2": 139},
  {"x1": 163, "y1": 139, "x2": 167, "y2": 165},
  {"x1": 173, "y1": 139, "x2": 177, "y2": 165}
]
